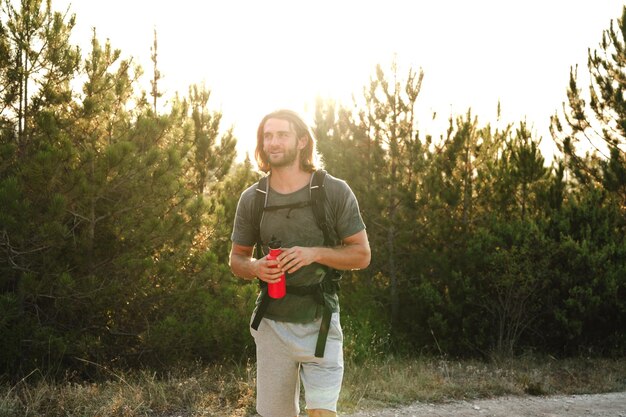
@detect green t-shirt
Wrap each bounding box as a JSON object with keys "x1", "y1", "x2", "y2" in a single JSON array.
[{"x1": 231, "y1": 171, "x2": 366, "y2": 323}]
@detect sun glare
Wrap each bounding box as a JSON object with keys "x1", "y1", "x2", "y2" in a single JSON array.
[{"x1": 55, "y1": 0, "x2": 626, "y2": 161}]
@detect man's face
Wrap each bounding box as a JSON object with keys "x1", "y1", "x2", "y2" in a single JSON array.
[{"x1": 262, "y1": 118, "x2": 301, "y2": 168}]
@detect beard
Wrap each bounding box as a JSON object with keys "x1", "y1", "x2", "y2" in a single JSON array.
[{"x1": 265, "y1": 143, "x2": 299, "y2": 168}]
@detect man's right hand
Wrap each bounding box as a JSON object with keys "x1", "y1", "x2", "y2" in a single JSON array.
[
  {"x1": 254, "y1": 256, "x2": 284, "y2": 284},
  {"x1": 229, "y1": 243, "x2": 284, "y2": 283}
]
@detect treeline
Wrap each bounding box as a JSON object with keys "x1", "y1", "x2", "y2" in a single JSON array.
[
  {"x1": 1, "y1": 0, "x2": 624, "y2": 379},
  {"x1": 0, "y1": 0, "x2": 257, "y2": 377}
]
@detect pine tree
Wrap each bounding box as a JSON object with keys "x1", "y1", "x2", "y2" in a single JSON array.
[
  {"x1": 316, "y1": 60, "x2": 425, "y2": 326},
  {"x1": 187, "y1": 83, "x2": 236, "y2": 196},
  {"x1": 547, "y1": 7, "x2": 626, "y2": 355},
  {"x1": 0, "y1": 0, "x2": 79, "y2": 150},
  {"x1": 0, "y1": 0, "x2": 80, "y2": 374},
  {"x1": 551, "y1": 6, "x2": 626, "y2": 207},
  {"x1": 149, "y1": 28, "x2": 162, "y2": 115},
  {"x1": 508, "y1": 123, "x2": 548, "y2": 220}
]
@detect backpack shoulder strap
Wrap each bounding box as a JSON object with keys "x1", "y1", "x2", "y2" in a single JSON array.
[
  {"x1": 252, "y1": 175, "x2": 269, "y2": 258},
  {"x1": 309, "y1": 169, "x2": 336, "y2": 247},
  {"x1": 310, "y1": 169, "x2": 342, "y2": 296}
]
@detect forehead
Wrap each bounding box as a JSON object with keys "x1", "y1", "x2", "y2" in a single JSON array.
[{"x1": 263, "y1": 118, "x2": 293, "y2": 133}]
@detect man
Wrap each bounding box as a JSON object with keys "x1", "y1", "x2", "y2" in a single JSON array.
[{"x1": 229, "y1": 109, "x2": 370, "y2": 417}]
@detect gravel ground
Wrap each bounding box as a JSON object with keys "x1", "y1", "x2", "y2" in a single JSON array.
[{"x1": 340, "y1": 391, "x2": 626, "y2": 417}]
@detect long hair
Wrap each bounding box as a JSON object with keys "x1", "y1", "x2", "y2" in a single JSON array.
[{"x1": 255, "y1": 109, "x2": 317, "y2": 173}]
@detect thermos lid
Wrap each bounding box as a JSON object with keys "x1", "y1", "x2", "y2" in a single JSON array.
[{"x1": 268, "y1": 235, "x2": 281, "y2": 249}]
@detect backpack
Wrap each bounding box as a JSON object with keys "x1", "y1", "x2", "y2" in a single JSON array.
[{"x1": 249, "y1": 169, "x2": 341, "y2": 358}]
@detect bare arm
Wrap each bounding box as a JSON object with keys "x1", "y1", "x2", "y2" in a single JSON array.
[
  {"x1": 229, "y1": 243, "x2": 284, "y2": 284},
  {"x1": 277, "y1": 229, "x2": 371, "y2": 274}
]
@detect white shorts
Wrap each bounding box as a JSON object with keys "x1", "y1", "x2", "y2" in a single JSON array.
[{"x1": 250, "y1": 313, "x2": 344, "y2": 417}]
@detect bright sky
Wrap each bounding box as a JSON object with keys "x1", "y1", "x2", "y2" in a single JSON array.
[{"x1": 55, "y1": 0, "x2": 625, "y2": 162}]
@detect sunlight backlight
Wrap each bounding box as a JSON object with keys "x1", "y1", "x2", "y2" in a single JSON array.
[{"x1": 55, "y1": 0, "x2": 625, "y2": 162}]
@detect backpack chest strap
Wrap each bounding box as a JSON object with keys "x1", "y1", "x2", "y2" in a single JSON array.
[{"x1": 263, "y1": 200, "x2": 312, "y2": 212}]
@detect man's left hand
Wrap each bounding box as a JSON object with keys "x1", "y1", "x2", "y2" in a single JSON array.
[{"x1": 277, "y1": 246, "x2": 317, "y2": 274}]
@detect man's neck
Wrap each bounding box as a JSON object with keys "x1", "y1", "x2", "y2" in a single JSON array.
[{"x1": 269, "y1": 165, "x2": 311, "y2": 194}]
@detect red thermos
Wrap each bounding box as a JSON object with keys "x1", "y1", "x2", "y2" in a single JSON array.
[{"x1": 267, "y1": 237, "x2": 286, "y2": 299}]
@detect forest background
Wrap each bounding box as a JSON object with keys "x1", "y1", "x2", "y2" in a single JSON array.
[{"x1": 1, "y1": 0, "x2": 625, "y2": 382}]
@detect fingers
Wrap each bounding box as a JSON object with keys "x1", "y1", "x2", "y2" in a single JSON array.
[
  {"x1": 256, "y1": 258, "x2": 284, "y2": 283},
  {"x1": 282, "y1": 256, "x2": 303, "y2": 274},
  {"x1": 276, "y1": 247, "x2": 312, "y2": 274}
]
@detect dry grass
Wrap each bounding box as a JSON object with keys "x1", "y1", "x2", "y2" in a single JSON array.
[
  {"x1": 340, "y1": 355, "x2": 626, "y2": 412},
  {"x1": 0, "y1": 361, "x2": 257, "y2": 417},
  {"x1": 1, "y1": 356, "x2": 625, "y2": 416}
]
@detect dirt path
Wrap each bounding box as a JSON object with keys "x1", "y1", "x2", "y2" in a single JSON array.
[{"x1": 341, "y1": 391, "x2": 626, "y2": 417}]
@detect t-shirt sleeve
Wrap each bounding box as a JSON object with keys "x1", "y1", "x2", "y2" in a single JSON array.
[
  {"x1": 328, "y1": 177, "x2": 366, "y2": 241},
  {"x1": 230, "y1": 184, "x2": 258, "y2": 247}
]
